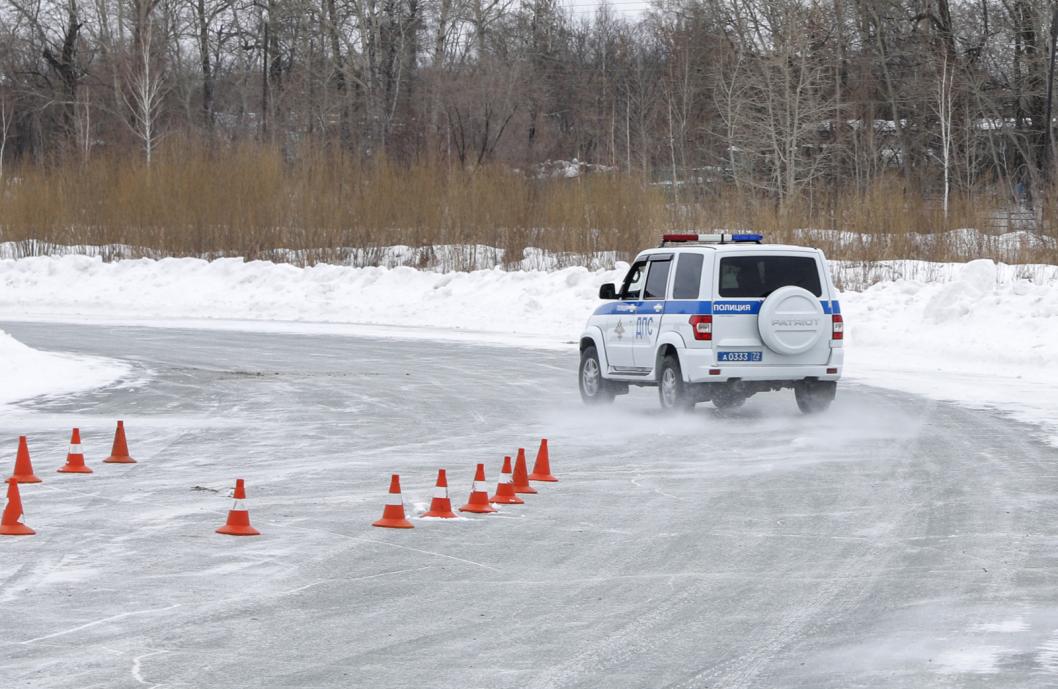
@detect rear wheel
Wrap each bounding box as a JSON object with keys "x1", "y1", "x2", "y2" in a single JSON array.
[
  {"x1": 579, "y1": 345, "x2": 615, "y2": 405},
  {"x1": 658, "y1": 355, "x2": 694, "y2": 412},
  {"x1": 795, "y1": 381, "x2": 836, "y2": 414},
  {"x1": 711, "y1": 386, "x2": 747, "y2": 411}
]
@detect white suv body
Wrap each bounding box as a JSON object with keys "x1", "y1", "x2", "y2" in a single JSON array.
[{"x1": 578, "y1": 233, "x2": 844, "y2": 413}]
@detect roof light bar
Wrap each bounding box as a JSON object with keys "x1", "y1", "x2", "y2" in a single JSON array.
[{"x1": 661, "y1": 232, "x2": 764, "y2": 245}]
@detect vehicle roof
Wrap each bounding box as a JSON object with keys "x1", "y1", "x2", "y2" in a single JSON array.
[{"x1": 637, "y1": 243, "x2": 823, "y2": 256}]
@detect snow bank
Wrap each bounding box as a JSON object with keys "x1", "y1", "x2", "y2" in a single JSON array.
[
  {"x1": 0, "y1": 328, "x2": 130, "y2": 406},
  {"x1": 0, "y1": 254, "x2": 625, "y2": 346},
  {"x1": 2, "y1": 252, "x2": 1058, "y2": 441},
  {"x1": 841, "y1": 259, "x2": 1058, "y2": 443}
]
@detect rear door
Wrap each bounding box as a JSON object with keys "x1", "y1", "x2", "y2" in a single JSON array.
[{"x1": 711, "y1": 252, "x2": 832, "y2": 366}]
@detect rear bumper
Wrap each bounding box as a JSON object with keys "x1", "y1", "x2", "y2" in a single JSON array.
[{"x1": 682, "y1": 347, "x2": 843, "y2": 383}]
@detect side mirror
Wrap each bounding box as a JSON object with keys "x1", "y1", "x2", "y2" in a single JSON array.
[{"x1": 599, "y1": 283, "x2": 618, "y2": 300}]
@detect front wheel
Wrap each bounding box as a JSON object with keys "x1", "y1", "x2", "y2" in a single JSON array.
[
  {"x1": 579, "y1": 345, "x2": 615, "y2": 405},
  {"x1": 795, "y1": 381, "x2": 836, "y2": 414},
  {"x1": 658, "y1": 355, "x2": 695, "y2": 412}
]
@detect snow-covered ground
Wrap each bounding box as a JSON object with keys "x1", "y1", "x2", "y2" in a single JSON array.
[
  {"x1": 5, "y1": 324, "x2": 1055, "y2": 688},
  {"x1": 1, "y1": 251, "x2": 1057, "y2": 442}
]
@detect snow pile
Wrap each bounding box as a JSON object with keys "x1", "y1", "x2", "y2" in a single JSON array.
[
  {"x1": 0, "y1": 254, "x2": 625, "y2": 346},
  {"x1": 0, "y1": 328, "x2": 130, "y2": 406},
  {"x1": 832, "y1": 257, "x2": 1058, "y2": 290},
  {"x1": 842, "y1": 258, "x2": 1058, "y2": 442}
]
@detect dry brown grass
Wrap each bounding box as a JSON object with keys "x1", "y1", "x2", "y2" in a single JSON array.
[{"x1": 1, "y1": 142, "x2": 1055, "y2": 269}]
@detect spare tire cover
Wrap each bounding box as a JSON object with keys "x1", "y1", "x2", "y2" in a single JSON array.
[{"x1": 757, "y1": 286, "x2": 826, "y2": 355}]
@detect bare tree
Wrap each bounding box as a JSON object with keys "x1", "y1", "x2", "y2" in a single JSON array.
[
  {"x1": 0, "y1": 0, "x2": 1057, "y2": 220},
  {"x1": 0, "y1": 92, "x2": 12, "y2": 180},
  {"x1": 935, "y1": 51, "x2": 955, "y2": 219},
  {"x1": 123, "y1": 25, "x2": 168, "y2": 163}
]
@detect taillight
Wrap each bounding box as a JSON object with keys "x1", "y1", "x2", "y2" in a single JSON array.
[
  {"x1": 832, "y1": 314, "x2": 844, "y2": 340},
  {"x1": 689, "y1": 315, "x2": 712, "y2": 341}
]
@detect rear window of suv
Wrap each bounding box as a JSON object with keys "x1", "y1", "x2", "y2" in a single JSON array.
[{"x1": 718, "y1": 256, "x2": 822, "y2": 298}]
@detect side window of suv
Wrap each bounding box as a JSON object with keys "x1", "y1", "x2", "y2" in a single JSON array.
[
  {"x1": 619, "y1": 260, "x2": 648, "y2": 300},
  {"x1": 672, "y1": 253, "x2": 704, "y2": 299},
  {"x1": 643, "y1": 258, "x2": 671, "y2": 300}
]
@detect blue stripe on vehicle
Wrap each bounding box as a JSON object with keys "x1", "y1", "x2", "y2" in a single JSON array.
[
  {"x1": 662, "y1": 300, "x2": 713, "y2": 315},
  {"x1": 594, "y1": 299, "x2": 836, "y2": 316},
  {"x1": 592, "y1": 301, "x2": 643, "y2": 316}
]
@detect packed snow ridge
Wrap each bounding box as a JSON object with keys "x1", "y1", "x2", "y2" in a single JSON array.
[
  {"x1": 0, "y1": 328, "x2": 130, "y2": 407},
  {"x1": 1, "y1": 250, "x2": 1057, "y2": 444}
]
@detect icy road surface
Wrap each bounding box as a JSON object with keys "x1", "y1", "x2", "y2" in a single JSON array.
[{"x1": 2, "y1": 322, "x2": 1058, "y2": 688}]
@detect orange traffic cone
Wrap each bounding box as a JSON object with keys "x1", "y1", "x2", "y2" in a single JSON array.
[
  {"x1": 423, "y1": 469, "x2": 458, "y2": 518},
  {"x1": 373, "y1": 474, "x2": 414, "y2": 528},
  {"x1": 0, "y1": 479, "x2": 35, "y2": 535},
  {"x1": 490, "y1": 456, "x2": 524, "y2": 505},
  {"x1": 216, "y1": 479, "x2": 261, "y2": 536},
  {"x1": 103, "y1": 420, "x2": 137, "y2": 464},
  {"x1": 529, "y1": 438, "x2": 558, "y2": 482},
  {"x1": 511, "y1": 448, "x2": 537, "y2": 494},
  {"x1": 7, "y1": 436, "x2": 41, "y2": 484},
  {"x1": 460, "y1": 463, "x2": 497, "y2": 513},
  {"x1": 57, "y1": 428, "x2": 92, "y2": 474}
]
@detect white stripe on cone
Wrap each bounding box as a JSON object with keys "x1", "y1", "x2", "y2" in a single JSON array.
[
  {"x1": 69, "y1": 444, "x2": 83, "y2": 453},
  {"x1": 433, "y1": 487, "x2": 448, "y2": 498},
  {"x1": 473, "y1": 481, "x2": 488, "y2": 493},
  {"x1": 232, "y1": 499, "x2": 245, "y2": 510},
  {"x1": 386, "y1": 495, "x2": 404, "y2": 506}
]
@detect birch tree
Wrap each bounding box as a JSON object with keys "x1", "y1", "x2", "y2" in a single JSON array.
[{"x1": 123, "y1": 25, "x2": 167, "y2": 163}]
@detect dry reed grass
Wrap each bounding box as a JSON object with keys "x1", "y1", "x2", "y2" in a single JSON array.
[{"x1": 1, "y1": 141, "x2": 1054, "y2": 270}]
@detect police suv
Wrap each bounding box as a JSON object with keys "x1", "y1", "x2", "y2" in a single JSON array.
[{"x1": 578, "y1": 233, "x2": 843, "y2": 413}]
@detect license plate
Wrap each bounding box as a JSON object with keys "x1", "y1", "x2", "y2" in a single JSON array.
[{"x1": 718, "y1": 351, "x2": 762, "y2": 363}]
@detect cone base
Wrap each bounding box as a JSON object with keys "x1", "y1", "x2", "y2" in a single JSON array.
[
  {"x1": 529, "y1": 474, "x2": 558, "y2": 482},
  {"x1": 6, "y1": 475, "x2": 42, "y2": 484},
  {"x1": 58, "y1": 465, "x2": 93, "y2": 474},
  {"x1": 423, "y1": 497, "x2": 457, "y2": 519},
  {"x1": 103, "y1": 456, "x2": 137, "y2": 464},
  {"x1": 490, "y1": 495, "x2": 524, "y2": 504},
  {"x1": 459, "y1": 503, "x2": 498, "y2": 513},
  {"x1": 512, "y1": 485, "x2": 538, "y2": 494},
  {"x1": 422, "y1": 504, "x2": 459, "y2": 518},
  {"x1": 372, "y1": 517, "x2": 414, "y2": 528},
  {"x1": 216, "y1": 524, "x2": 261, "y2": 536},
  {"x1": 0, "y1": 523, "x2": 35, "y2": 536}
]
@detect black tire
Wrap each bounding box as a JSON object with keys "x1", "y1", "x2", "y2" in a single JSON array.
[
  {"x1": 711, "y1": 386, "x2": 747, "y2": 411},
  {"x1": 795, "y1": 381, "x2": 836, "y2": 414},
  {"x1": 657, "y1": 354, "x2": 695, "y2": 412},
  {"x1": 579, "y1": 345, "x2": 615, "y2": 405}
]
